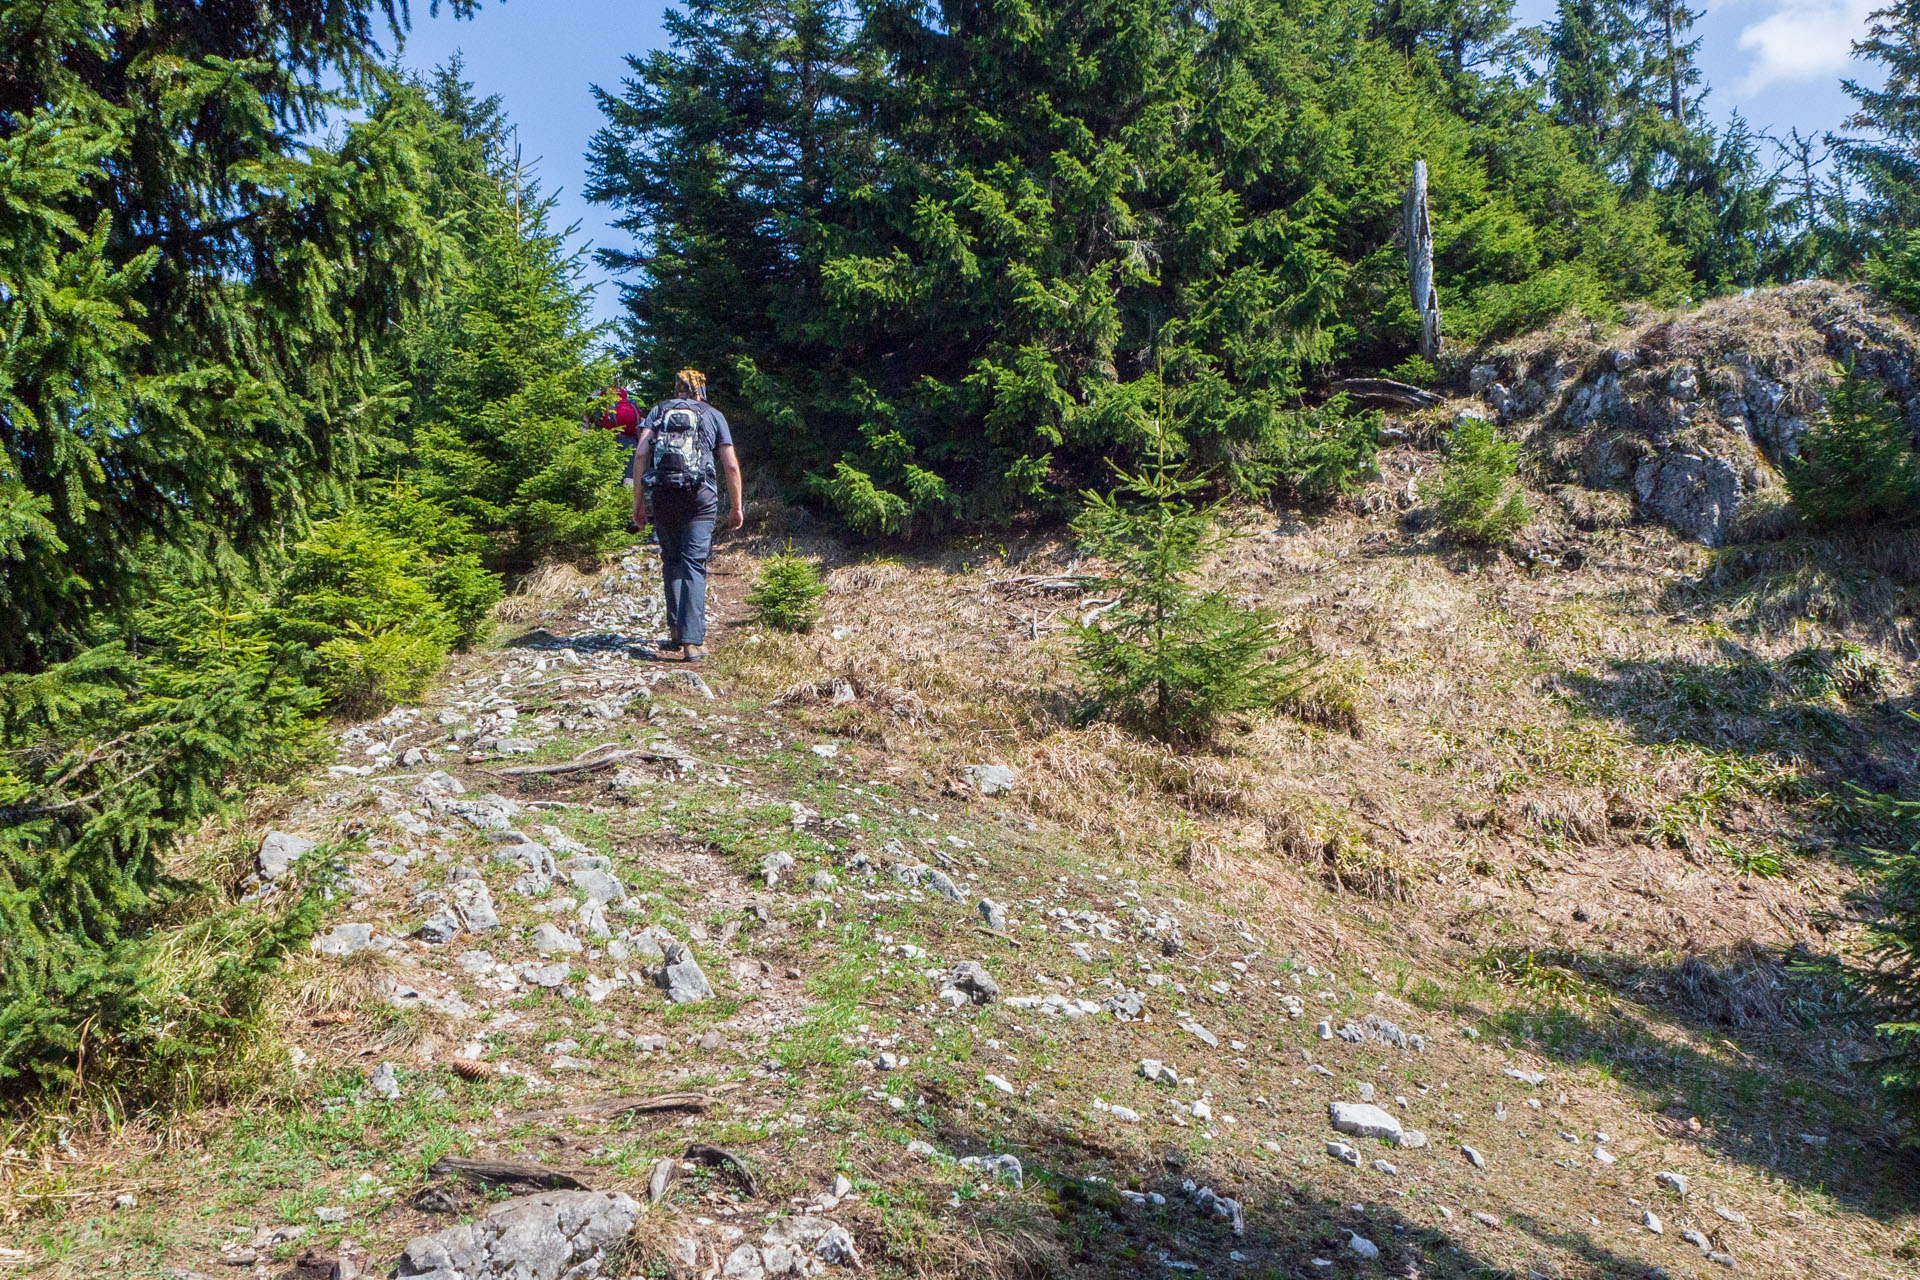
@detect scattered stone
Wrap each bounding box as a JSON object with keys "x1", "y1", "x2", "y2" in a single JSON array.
[
  {"x1": 314, "y1": 1206, "x2": 347, "y2": 1223},
  {"x1": 925, "y1": 869, "x2": 965, "y2": 903},
  {"x1": 831, "y1": 1174, "x2": 853, "y2": 1199},
  {"x1": 397, "y1": 1190, "x2": 639, "y2": 1280},
  {"x1": 368, "y1": 1062, "x2": 401, "y2": 1100},
  {"x1": 939, "y1": 961, "x2": 1000, "y2": 1006},
  {"x1": 1502, "y1": 1067, "x2": 1546, "y2": 1087},
  {"x1": 1327, "y1": 1141, "x2": 1361, "y2": 1167},
  {"x1": 1709, "y1": 1251, "x2": 1738, "y2": 1268},
  {"x1": 516, "y1": 961, "x2": 568, "y2": 989},
  {"x1": 1594, "y1": 1146, "x2": 1617, "y2": 1166},
  {"x1": 1643, "y1": 1210, "x2": 1663, "y2": 1235},
  {"x1": 531, "y1": 923, "x2": 581, "y2": 955},
  {"x1": 1346, "y1": 1232, "x2": 1379, "y2": 1260},
  {"x1": 1370, "y1": 1159, "x2": 1398, "y2": 1175},
  {"x1": 418, "y1": 905, "x2": 462, "y2": 945},
  {"x1": 983, "y1": 1073, "x2": 1015, "y2": 1095},
  {"x1": 1103, "y1": 992, "x2": 1146, "y2": 1021},
  {"x1": 556, "y1": 855, "x2": 622, "y2": 905},
  {"x1": 958, "y1": 1154, "x2": 1023, "y2": 1187},
  {"x1": 1392, "y1": 1130, "x2": 1428, "y2": 1149},
  {"x1": 432, "y1": 793, "x2": 523, "y2": 832},
  {"x1": 1683, "y1": 1228, "x2": 1712, "y2": 1252},
  {"x1": 1472, "y1": 1211, "x2": 1500, "y2": 1229},
  {"x1": 451, "y1": 879, "x2": 498, "y2": 932},
  {"x1": 1108, "y1": 1104, "x2": 1140, "y2": 1124},
  {"x1": 1460, "y1": 1144, "x2": 1486, "y2": 1169},
  {"x1": 1139, "y1": 1059, "x2": 1180, "y2": 1085},
  {"x1": 312, "y1": 923, "x2": 375, "y2": 956},
  {"x1": 808, "y1": 869, "x2": 836, "y2": 891},
  {"x1": 977, "y1": 898, "x2": 1008, "y2": 931},
  {"x1": 1315, "y1": 1019, "x2": 1333, "y2": 1040},
  {"x1": 1655, "y1": 1170, "x2": 1690, "y2": 1197},
  {"x1": 659, "y1": 942, "x2": 714, "y2": 1003},
  {"x1": 1179, "y1": 1019, "x2": 1218, "y2": 1048},
  {"x1": 761, "y1": 1215, "x2": 862, "y2": 1270},
  {"x1": 1713, "y1": 1205, "x2": 1747, "y2": 1226},
  {"x1": 761, "y1": 852, "x2": 795, "y2": 889},
  {"x1": 721, "y1": 1244, "x2": 763, "y2": 1279},
  {"x1": 963, "y1": 764, "x2": 1017, "y2": 795},
  {"x1": 258, "y1": 831, "x2": 318, "y2": 880},
  {"x1": 1189, "y1": 1186, "x2": 1244, "y2": 1236},
  {"x1": 1329, "y1": 1102, "x2": 1404, "y2": 1142}
]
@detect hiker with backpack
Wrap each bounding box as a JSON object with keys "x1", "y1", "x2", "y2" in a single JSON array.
[{"x1": 632, "y1": 369, "x2": 743, "y2": 662}]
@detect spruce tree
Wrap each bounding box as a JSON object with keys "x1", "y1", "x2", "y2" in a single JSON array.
[
  {"x1": 1074, "y1": 434, "x2": 1314, "y2": 744},
  {"x1": 0, "y1": 0, "x2": 480, "y2": 1104},
  {"x1": 409, "y1": 111, "x2": 626, "y2": 566},
  {"x1": 1786, "y1": 362, "x2": 1920, "y2": 526},
  {"x1": 1841, "y1": 0, "x2": 1920, "y2": 230},
  {"x1": 1423, "y1": 416, "x2": 1533, "y2": 545},
  {"x1": 1548, "y1": 0, "x2": 1632, "y2": 160},
  {"x1": 0, "y1": 2, "x2": 474, "y2": 674},
  {"x1": 1842, "y1": 765, "x2": 1920, "y2": 1131}
]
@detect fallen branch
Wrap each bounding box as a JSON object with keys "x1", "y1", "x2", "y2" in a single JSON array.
[
  {"x1": 685, "y1": 1143, "x2": 759, "y2": 1197},
  {"x1": 428, "y1": 1157, "x2": 590, "y2": 1190},
  {"x1": 986, "y1": 574, "x2": 1098, "y2": 591},
  {"x1": 483, "y1": 743, "x2": 684, "y2": 778},
  {"x1": 1330, "y1": 377, "x2": 1442, "y2": 410},
  {"x1": 504, "y1": 1091, "x2": 712, "y2": 1125}
]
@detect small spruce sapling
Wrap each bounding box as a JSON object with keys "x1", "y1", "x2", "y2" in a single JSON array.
[
  {"x1": 1423, "y1": 416, "x2": 1532, "y2": 546},
  {"x1": 1844, "y1": 740, "x2": 1920, "y2": 1131},
  {"x1": 1786, "y1": 360, "x2": 1920, "y2": 525},
  {"x1": 747, "y1": 547, "x2": 829, "y2": 633},
  {"x1": 1073, "y1": 445, "x2": 1314, "y2": 743}
]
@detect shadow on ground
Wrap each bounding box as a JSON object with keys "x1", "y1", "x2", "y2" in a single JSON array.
[
  {"x1": 930, "y1": 1106, "x2": 1682, "y2": 1280},
  {"x1": 1420, "y1": 944, "x2": 1920, "y2": 1224}
]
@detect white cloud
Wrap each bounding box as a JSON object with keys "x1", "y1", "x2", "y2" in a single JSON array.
[{"x1": 1734, "y1": 0, "x2": 1876, "y2": 93}]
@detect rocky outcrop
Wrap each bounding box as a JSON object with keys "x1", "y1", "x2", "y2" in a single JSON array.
[
  {"x1": 397, "y1": 1189, "x2": 640, "y2": 1280},
  {"x1": 1468, "y1": 282, "x2": 1920, "y2": 546}
]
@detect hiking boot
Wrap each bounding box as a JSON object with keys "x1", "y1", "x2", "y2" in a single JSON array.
[{"x1": 681, "y1": 644, "x2": 706, "y2": 663}]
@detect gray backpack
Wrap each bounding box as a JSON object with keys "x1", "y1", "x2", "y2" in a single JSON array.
[{"x1": 646, "y1": 404, "x2": 714, "y2": 492}]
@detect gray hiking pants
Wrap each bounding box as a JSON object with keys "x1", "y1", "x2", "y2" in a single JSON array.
[{"x1": 654, "y1": 502, "x2": 714, "y2": 645}]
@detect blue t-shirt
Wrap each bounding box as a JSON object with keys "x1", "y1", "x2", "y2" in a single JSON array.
[{"x1": 640, "y1": 398, "x2": 733, "y2": 516}]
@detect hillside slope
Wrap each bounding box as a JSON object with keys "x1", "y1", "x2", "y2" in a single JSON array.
[{"x1": 7, "y1": 296, "x2": 1920, "y2": 1280}]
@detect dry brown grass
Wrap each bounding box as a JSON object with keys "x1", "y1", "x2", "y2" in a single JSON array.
[
  {"x1": 495, "y1": 560, "x2": 601, "y2": 623},
  {"x1": 714, "y1": 471, "x2": 1912, "y2": 977}
]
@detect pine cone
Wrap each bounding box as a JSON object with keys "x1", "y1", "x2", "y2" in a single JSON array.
[{"x1": 450, "y1": 1057, "x2": 493, "y2": 1081}]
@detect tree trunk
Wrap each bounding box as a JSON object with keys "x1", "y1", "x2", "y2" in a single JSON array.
[{"x1": 1406, "y1": 160, "x2": 1441, "y2": 361}]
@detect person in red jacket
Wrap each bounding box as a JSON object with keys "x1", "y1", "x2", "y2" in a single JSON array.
[{"x1": 594, "y1": 387, "x2": 644, "y2": 529}]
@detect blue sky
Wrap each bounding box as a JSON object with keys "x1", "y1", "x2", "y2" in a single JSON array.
[{"x1": 394, "y1": 0, "x2": 1883, "y2": 332}]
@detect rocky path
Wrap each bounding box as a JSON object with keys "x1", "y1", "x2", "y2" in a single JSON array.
[{"x1": 83, "y1": 547, "x2": 1908, "y2": 1280}]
